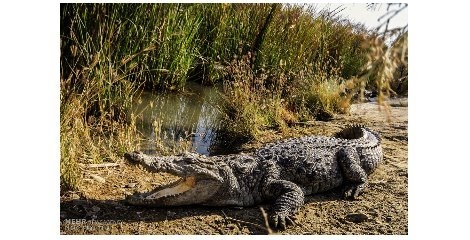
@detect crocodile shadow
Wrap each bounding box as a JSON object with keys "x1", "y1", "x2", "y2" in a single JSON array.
[{"x1": 60, "y1": 188, "x2": 345, "y2": 234}]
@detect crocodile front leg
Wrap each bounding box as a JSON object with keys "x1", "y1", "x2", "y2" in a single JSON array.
[
  {"x1": 263, "y1": 179, "x2": 304, "y2": 230},
  {"x1": 338, "y1": 146, "x2": 368, "y2": 199}
]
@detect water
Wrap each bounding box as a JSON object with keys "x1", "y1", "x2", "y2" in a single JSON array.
[{"x1": 132, "y1": 82, "x2": 223, "y2": 156}]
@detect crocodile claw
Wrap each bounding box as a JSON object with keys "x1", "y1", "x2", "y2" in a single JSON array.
[
  {"x1": 344, "y1": 183, "x2": 367, "y2": 200},
  {"x1": 270, "y1": 213, "x2": 297, "y2": 230}
]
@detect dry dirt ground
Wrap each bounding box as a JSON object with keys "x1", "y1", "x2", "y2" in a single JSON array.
[{"x1": 60, "y1": 98, "x2": 408, "y2": 235}]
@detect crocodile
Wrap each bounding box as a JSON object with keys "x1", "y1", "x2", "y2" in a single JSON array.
[{"x1": 124, "y1": 125, "x2": 383, "y2": 230}]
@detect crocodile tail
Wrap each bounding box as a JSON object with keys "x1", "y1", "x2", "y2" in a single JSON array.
[{"x1": 367, "y1": 127, "x2": 382, "y2": 143}]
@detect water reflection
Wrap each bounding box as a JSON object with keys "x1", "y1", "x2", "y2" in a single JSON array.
[{"x1": 132, "y1": 82, "x2": 222, "y2": 156}]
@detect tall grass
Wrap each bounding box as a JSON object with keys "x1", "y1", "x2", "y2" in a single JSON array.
[
  {"x1": 61, "y1": 3, "x2": 371, "y2": 95},
  {"x1": 60, "y1": 3, "x2": 394, "y2": 190},
  {"x1": 214, "y1": 4, "x2": 372, "y2": 140}
]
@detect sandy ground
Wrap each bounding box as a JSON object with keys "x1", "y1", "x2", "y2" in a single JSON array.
[{"x1": 60, "y1": 98, "x2": 408, "y2": 235}]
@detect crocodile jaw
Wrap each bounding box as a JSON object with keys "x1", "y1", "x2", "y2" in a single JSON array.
[
  {"x1": 126, "y1": 176, "x2": 221, "y2": 206},
  {"x1": 146, "y1": 176, "x2": 196, "y2": 199}
]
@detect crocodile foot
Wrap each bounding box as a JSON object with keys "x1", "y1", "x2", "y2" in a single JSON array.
[
  {"x1": 344, "y1": 183, "x2": 367, "y2": 200},
  {"x1": 270, "y1": 212, "x2": 297, "y2": 230}
]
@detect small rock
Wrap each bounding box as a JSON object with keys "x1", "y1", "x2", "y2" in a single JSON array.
[
  {"x1": 91, "y1": 206, "x2": 101, "y2": 212},
  {"x1": 226, "y1": 223, "x2": 238, "y2": 230},
  {"x1": 167, "y1": 210, "x2": 176, "y2": 217},
  {"x1": 124, "y1": 183, "x2": 137, "y2": 188},
  {"x1": 71, "y1": 193, "x2": 80, "y2": 200},
  {"x1": 345, "y1": 213, "x2": 369, "y2": 223},
  {"x1": 398, "y1": 172, "x2": 408, "y2": 177}
]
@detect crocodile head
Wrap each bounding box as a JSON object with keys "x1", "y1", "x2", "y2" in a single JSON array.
[{"x1": 124, "y1": 151, "x2": 224, "y2": 206}]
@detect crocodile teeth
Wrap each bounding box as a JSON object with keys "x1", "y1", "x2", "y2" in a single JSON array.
[{"x1": 145, "y1": 177, "x2": 196, "y2": 200}]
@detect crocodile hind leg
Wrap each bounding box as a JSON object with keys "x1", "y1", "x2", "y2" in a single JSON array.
[
  {"x1": 338, "y1": 146, "x2": 368, "y2": 199},
  {"x1": 263, "y1": 179, "x2": 304, "y2": 230}
]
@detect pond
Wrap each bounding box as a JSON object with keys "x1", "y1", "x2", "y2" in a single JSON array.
[{"x1": 132, "y1": 82, "x2": 223, "y2": 156}]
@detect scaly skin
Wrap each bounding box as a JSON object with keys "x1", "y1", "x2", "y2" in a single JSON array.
[{"x1": 124, "y1": 125, "x2": 383, "y2": 230}]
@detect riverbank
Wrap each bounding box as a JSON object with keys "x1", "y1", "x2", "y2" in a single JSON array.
[
  {"x1": 60, "y1": 98, "x2": 408, "y2": 234},
  {"x1": 60, "y1": 3, "x2": 407, "y2": 191}
]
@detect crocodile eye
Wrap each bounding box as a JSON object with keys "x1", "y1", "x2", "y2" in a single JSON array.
[{"x1": 184, "y1": 157, "x2": 197, "y2": 164}]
